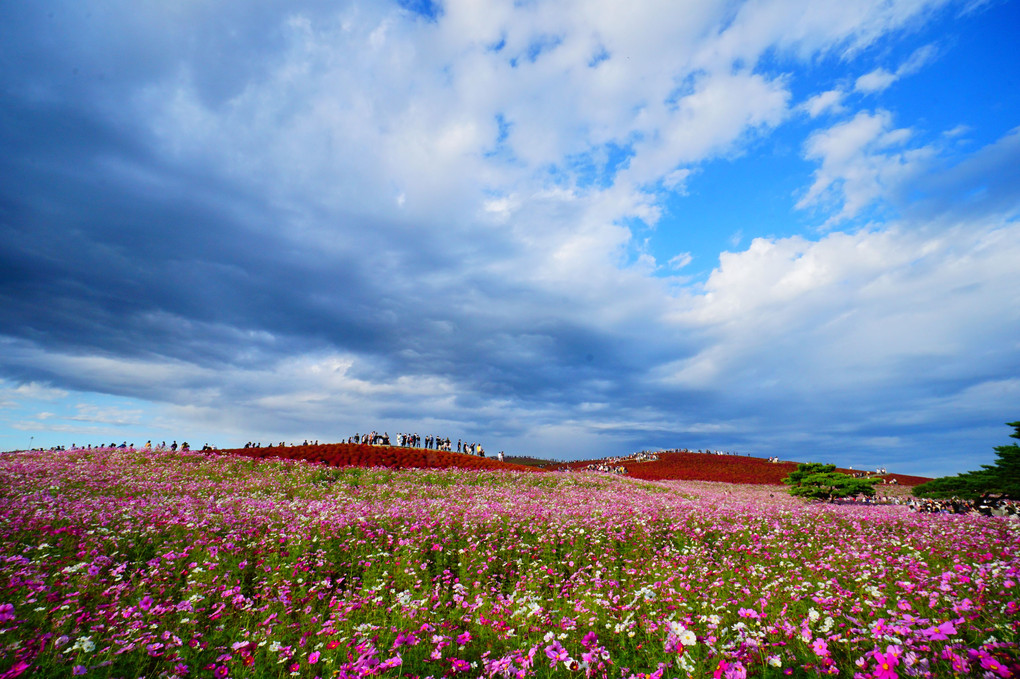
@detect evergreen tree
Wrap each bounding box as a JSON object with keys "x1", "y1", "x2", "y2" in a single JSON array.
[
  {"x1": 783, "y1": 462, "x2": 879, "y2": 501},
  {"x1": 913, "y1": 421, "x2": 1020, "y2": 500}
]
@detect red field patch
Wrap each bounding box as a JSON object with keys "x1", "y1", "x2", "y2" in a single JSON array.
[
  {"x1": 220, "y1": 443, "x2": 543, "y2": 473},
  {"x1": 563, "y1": 451, "x2": 931, "y2": 486}
]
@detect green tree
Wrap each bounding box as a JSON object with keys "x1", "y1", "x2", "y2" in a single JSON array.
[
  {"x1": 783, "y1": 462, "x2": 879, "y2": 501},
  {"x1": 913, "y1": 421, "x2": 1020, "y2": 501}
]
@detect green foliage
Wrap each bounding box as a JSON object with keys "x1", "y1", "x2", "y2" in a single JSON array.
[
  {"x1": 914, "y1": 421, "x2": 1020, "y2": 500},
  {"x1": 783, "y1": 462, "x2": 879, "y2": 501}
]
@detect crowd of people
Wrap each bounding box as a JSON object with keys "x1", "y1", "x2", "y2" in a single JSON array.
[
  {"x1": 654, "y1": 447, "x2": 747, "y2": 456},
  {"x1": 59, "y1": 441, "x2": 197, "y2": 452},
  {"x1": 344, "y1": 431, "x2": 494, "y2": 456},
  {"x1": 575, "y1": 451, "x2": 661, "y2": 475},
  {"x1": 908, "y1": 497, "x2": 1019, "y2": 516},
  {"x1": 237, "y1": 432, "x2": 509, "y2": 461}
]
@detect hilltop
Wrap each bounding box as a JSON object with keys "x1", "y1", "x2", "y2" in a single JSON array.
[
  {"x1": 221, "y1": 442, "x2": 541, "y2": 473},
  {"x1": 558, "y1": 451, "x2": 931, "y2": 486}
]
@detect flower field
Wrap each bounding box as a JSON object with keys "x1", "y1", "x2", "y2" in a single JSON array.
[{"x1": 1, "y1": 448, "x2": 1017, "y2": 679}]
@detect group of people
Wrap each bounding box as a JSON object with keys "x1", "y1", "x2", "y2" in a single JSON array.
[
  {"x1": 51, "y1": 441, "x2": 195, "y2": 452},
  {"x1": 580, "y1": 462, "x2": 630, "y2": 475},
  {"x1": 345, "y1": 431, "x2": 500, "y2": 458},
  {"x1": 236, "y1": 433, "x2": 509, "y2": 461},
  {"x1": 848, "y1": 467, "x2": 888, "y2": 478},
  {"x1": 908, "y1": 497, "x2": 1019, "y2": 516},
  {"x1": 576, "y1": 451, "x2": 662, "y2": 475}
]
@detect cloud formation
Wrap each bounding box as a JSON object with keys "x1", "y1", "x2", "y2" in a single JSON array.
[{"x1": 0, "y1": 0, "x2": 1017, "y2": 475}]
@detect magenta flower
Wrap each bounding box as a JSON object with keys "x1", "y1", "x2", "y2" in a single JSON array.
[
  {"x1": 872, "y1": 649, "x2": 899, "y2": 679},
  {"x1": 980, "y1": 655, "x2": 1010, "y2": 677},
  {"x1": 139, "y1": 595, "x2": 153, "y2": 611},
  {"x1": 0, "y1": 603, "x2": 14, "y2": 622},
  {"x1": 393, "y1": 631, "x2": 419, "y2": 648},
  {"x1": 72, "y1": 666, "x2": 87, "y2": 676},
  {"x1": 544, "y1": 640, "x2": 568, "y2": 667},
  {"x1": 455, "y1": 631, "x2": 471, "y2": 645},
  {"x1": 724, "y1": 661, "x2": 747, "y2": 679},
  {"x1": 308, "y1": 650, "x2": 320, "y2": 664},
  {"x1": 213, "y1": 665, "x2": 228, "y2": 678}
]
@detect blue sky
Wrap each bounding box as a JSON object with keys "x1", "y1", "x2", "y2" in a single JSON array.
[{"x1": 1, "y1": 0, "x2": 1018, "y2": 476}]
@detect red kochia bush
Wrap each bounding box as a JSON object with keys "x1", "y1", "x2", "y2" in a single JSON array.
[{"x1": 219, "y1": 443, "x2": 544, "y2": 473}]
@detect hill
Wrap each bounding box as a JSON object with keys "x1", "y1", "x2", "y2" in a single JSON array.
[
  {"x1": 220, "y1": 442, "x2": 542, "y2": 473},
  {"x1": 559, "y1": 450, "x2": 932, "y2": 486}
]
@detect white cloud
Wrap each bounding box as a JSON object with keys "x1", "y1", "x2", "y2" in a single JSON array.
[
  {"x1": 2, "y1": 382, "x2": 70, "y2": 401},
  {"x1": 797, "y1": 110, "x2": 935, "y2": 224},
  {"x1": 802, "y1": 89, "x2": 847, "y2": 118},
  {"x1": 855, "y1": 43, "x2": 939, "y2": 93},
  {"x1": 943, "y1": 124, "x2": 971, "y2": 138},
  {"x1": 855, "y1": 67, "x2": 897, "y2": 93},
  {"x1": 898, "y1": 43, "x2": 939, "y2": 76},
  {"x1": 695, "y1": 0, "x2": 955, "y2": 68},
  {"x1": 664, "y1": 217, "x2": 1020, "y2": 408},
  {"x1": 668, "y1": 252, "x2": 693, "y2": 269}
]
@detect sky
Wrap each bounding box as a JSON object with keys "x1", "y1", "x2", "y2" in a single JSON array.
[{"x1": 1, "y1": 0, "x2": 1018, "y2": 477}]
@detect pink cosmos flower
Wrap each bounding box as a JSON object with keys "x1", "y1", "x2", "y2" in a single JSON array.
[
  {"x1": 544, "y1": 641, "x2": 568, "y2": 667},
  {"x1": 379, "y1": 655, "x2": 403, "y2": 670},
  {"x1": 921, "y1": 620, "x2": 956, "y2": 641},
  {"x1": 980, "y1": 655, "x2": 1010, "y2": 678},
  {"x1": 393, "y1": 631, "x2": 419, "y2": 648},
  {"x1": 139, "y1": 595, "x2": 153, "y2": 611},
  {"x1": 0, "y1": 603, "x2": 15, "y2": 622},
  {"x1": 455, "y1": 632, "x2": 471, "y2": 645},
  {"x1": 872, "y1": 649, "x2": 899, "y2": 679},
  {"x1": 213, "y1": 665, "x2": 228, "y2": 678},
  {"x1": 724, "y1": 661, "x2": 747, "y2": 679},
  {"x1": 308, "y1": 651, "x2": 320, "y2": 664}
]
